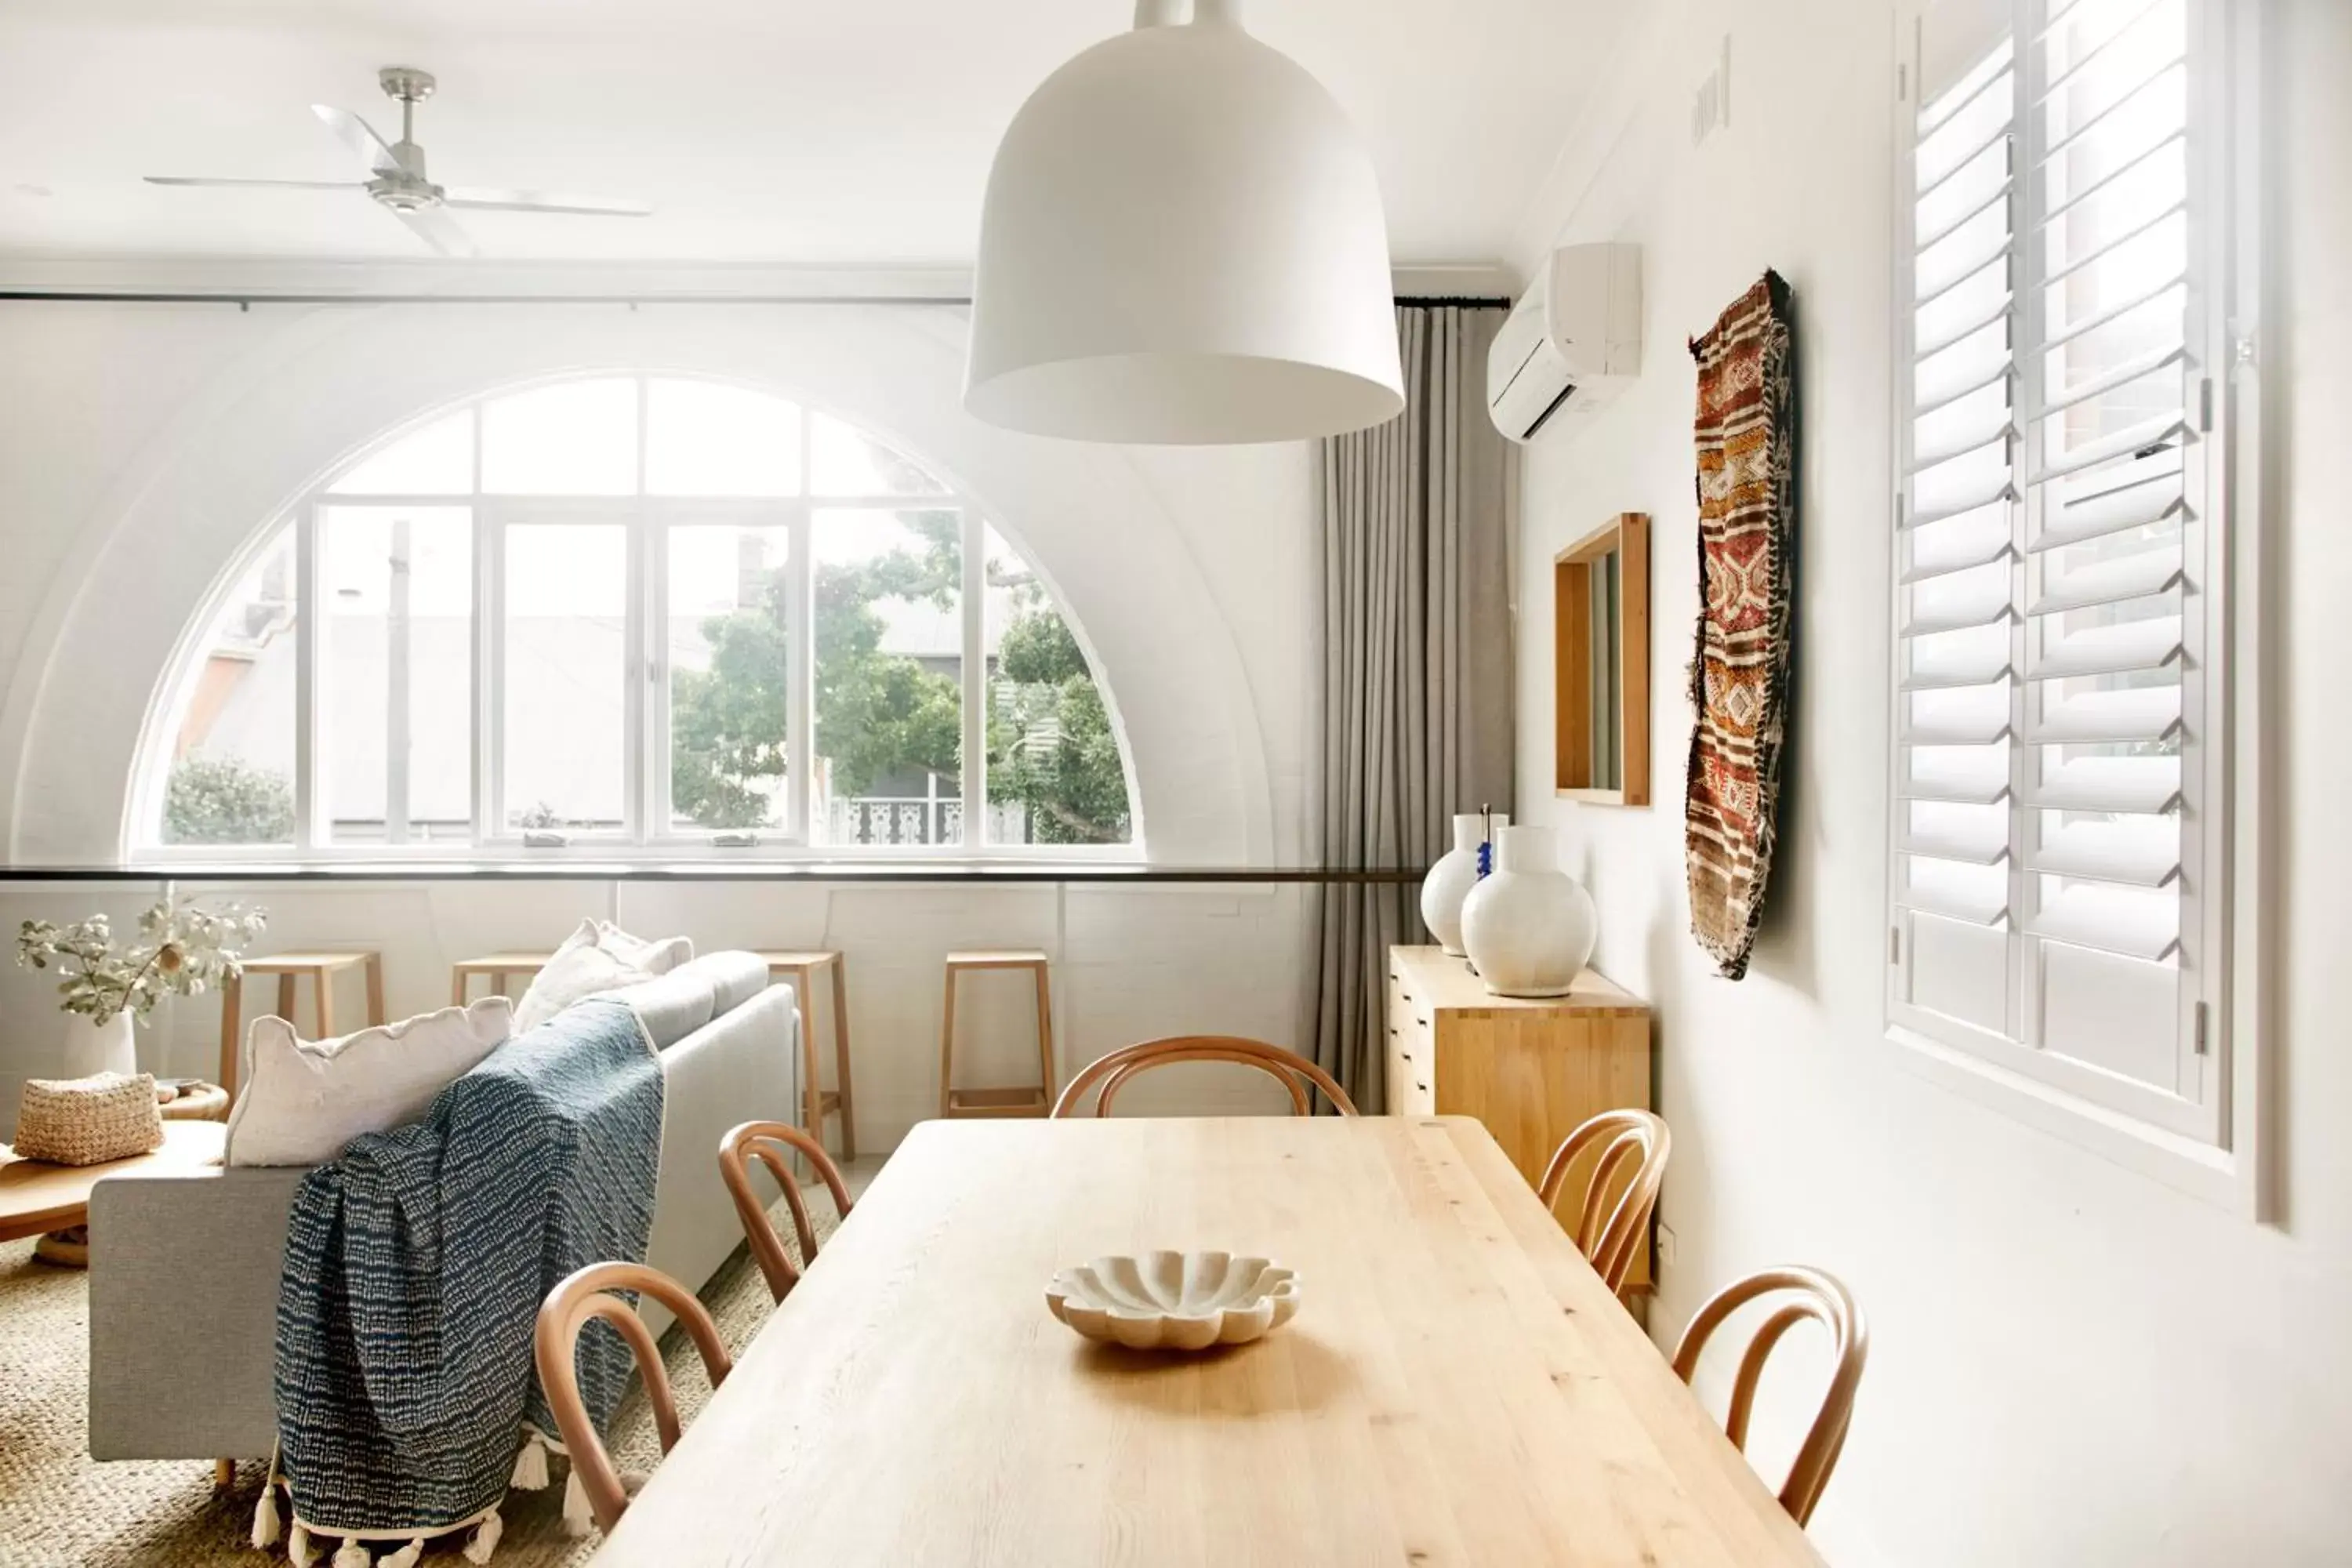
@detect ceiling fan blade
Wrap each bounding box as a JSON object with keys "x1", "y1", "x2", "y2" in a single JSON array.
[
  {"x1": 389, "y1": 202, "x2": 477, "y2": 258},
  {"x1": 311, "y1": 103, "x2": 401, "y2": 176},
  {"x1": 144, "y1": 176, "x2": 363, "y2": 190},
  {"x1": 441, "y1": 186, "x2": 653, "y2": 218}
]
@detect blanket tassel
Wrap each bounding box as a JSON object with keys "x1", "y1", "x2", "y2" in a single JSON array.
[
  {"x1": 250, "y1": 1482, "x2": 281, "y2": 1551},
  {"x1": 510, "y1": 1433, "x2": 550, "y2": 1490},
  {"x1": 288, "y1": 1522, "x2": 316, "y2": 1568},
  {"x1": 561, "y1": 1468, "x2": 595, "y2": 1537},
  {"x1": 252, "y1": 1443, "x2": 285, "y2": 1550},
  {"x1": 330, "y1": 1540, "x2": 372, "y2": 1568},
  {"x1": 380, "y1": 1538, "x2": 426, "y2": 1568},
  {"x1": 463, "y1": 1508, "x2": 504, "y2": 1564}
]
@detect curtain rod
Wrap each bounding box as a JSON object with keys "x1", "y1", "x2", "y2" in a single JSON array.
[{"x1": 0, "y1": 290, "x2": 1512, "y2": 310}]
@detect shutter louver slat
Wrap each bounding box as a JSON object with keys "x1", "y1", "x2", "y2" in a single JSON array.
[
  {"x1": 2045, "y1": 267, "x2": 2186, "y2": 350},
  {"x1": 1905, "y1": 589, "x2": 2016, "y2": 637},
  {"x1": 2036, "y1": 128, "x2": 2183, "y2": 230},
  {"x1": 2033, "y1": 343, "x2": 2186, "y2": 419},
  {"x1": 1904, "y1": 715, "x2": 2014, "y2": 745},
  {"x1": 2037, "y1": 58, "x2": 2184, "y2": 168},
  {"x1": 1919, "y1": 39, "x2": 2017, "y2": 135},
  {"x1": 2032, "y1": 477, "x2": 2182, "y2": 550},
  {"x1": 2031, "y1": 615, "x2": 2183, "y2": 680},
  {"x1": 2042, "y1": 198, "x2": 2187, "y2": 288},
  {"x1": 2026, "y1": 755, "x2": 2182, "y2": 814},
  {"x1": 2028, "y1": 546, "x2": 2183, "y2": 614},
  {"x1": 1916, "y1": 335, "x2": 2014, "y2": 409},
  {"x1": 2028, "y1": 821, "x2": 2181, "y2": 887},
  {"x1": 1900, "y1": 883, "x2": 2011, "y2": 926},
  {"x1": 1903, "y1": 829, "x2": 2012, "y2": 866},
  {"x1": 2025, "y1": 885, "x2": 2180, "y2": 962},
  {"x1": 1910, "y1": 480, "x2": 2018, "y2": 530},
  {"x1": 2026, "y1": 412, "x2": 2187, "y2": 485},
  {"x1": 2035, "y1": 0, "x2": 2171, "y2": 101},
  {"x1": 1904, "y1": 539, "x2": 2013, "y2": 584},
  {"x1": 1903, "y1": 649, "x2": 2015, "y2": 690},
  {"x1": 2028, "y1": 686, "x2": 2182, "y2": 743},
  {"x1": 1916, "y1": 294, "x2": 2015, "y2": 360},
  {"x1": 1911, "y1": 416, "x2": 2016, "y2": 473}
]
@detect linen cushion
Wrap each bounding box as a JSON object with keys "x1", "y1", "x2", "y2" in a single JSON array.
[
  {"x1": 223, "y1": 997, "x2": 513, "y2": 1168},
  {"x1": 667, "y1": 950, "x2": 772, "y2": 1019},
  {"x1": 511, "y1": 920, "x2": 693, "y2": 1035}
]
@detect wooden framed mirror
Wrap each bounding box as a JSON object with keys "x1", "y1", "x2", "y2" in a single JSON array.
[{"x1": 1554, "y1": 512, "x2": 1650, "y2": 805}]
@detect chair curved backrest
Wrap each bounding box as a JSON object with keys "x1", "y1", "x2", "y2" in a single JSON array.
[
  {"x1": 1669, "y1": 1265, "x2": 1868, "y2": 1526},
  {"x1": 1535, "y1": 1109, "x2": 1671, "y2": 1294},
  {"x1": 719, "y1": 1120, "x2": 855, "y2": 1304},
  {"x1": 533, "y1": 1261, "x2": 733, "y2": 1535},
  {"x1": 1050, "y1": 1036, "x2": 1359, "y2": 1119}
]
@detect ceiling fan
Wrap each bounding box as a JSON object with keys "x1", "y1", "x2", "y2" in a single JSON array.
[{"x1": 143, "y1": 66, "x2": 652, "y2": 256}]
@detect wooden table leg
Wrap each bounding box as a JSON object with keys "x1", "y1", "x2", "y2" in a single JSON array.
[
  {"x1": 364, "y1": 953, "x2": 386, "y2": 1026},
  {"x1": 214, "y1": 1458, "x2": 235, "y2": 1491},
  {"x1": 938, "y1": 966, "x2": 959, "y2": 1119},
  {"x1": 313, "y1": 967, "x2": 335, "y2": 1041},
  {"x1": 1033, "y1": 962, "x2": 1057, "y2": 1102},
  {"x1": 218, "y1": 977, "x2": 242, "y2": 1102},
  {"x1": 275, "y1": 974, "x2": 297, "y2": 1027},
  {"x1": 451, "y1": 968, "x2": 469, "y2": 1007},
  {"x1": 830, "y1": 956, "x2": 856, "y2": 1160}
]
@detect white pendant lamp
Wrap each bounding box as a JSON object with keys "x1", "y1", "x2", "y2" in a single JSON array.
[{"x1": 965, "y1": 0, "x2": 1405, "y2": 445}]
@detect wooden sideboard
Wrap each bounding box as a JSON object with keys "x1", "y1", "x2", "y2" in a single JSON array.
[{"x1": 1385, "y1": 945, "x2": 1656, "y2": 1287}]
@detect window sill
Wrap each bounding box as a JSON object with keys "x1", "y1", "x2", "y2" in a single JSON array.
[
  {"x1": 1883, "y1": 1023, "x2": 2257, "y2": 1219},
  {"x1": 5, "y1": 859, "x2": 1420, "y2": 886}
]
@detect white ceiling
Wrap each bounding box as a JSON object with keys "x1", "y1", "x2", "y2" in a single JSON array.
[{"x1": 0, "y1": 0, "x2": 1628, "y2": 267}]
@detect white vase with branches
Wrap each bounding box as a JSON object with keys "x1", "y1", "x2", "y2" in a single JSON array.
[{"x1": 16, "y1": 897, "x2": 267, "y2": 1080}]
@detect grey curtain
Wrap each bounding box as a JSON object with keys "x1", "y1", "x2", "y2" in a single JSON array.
[{"x1": 1307, "y1": 305, "x2": 1515, "y2": 1108}]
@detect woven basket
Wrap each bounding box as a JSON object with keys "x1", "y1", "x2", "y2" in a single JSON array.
[{"x1": 13, "y1": 1072, "x2": 163, "y2": 1166}]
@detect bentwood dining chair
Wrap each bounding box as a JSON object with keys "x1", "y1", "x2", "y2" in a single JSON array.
[
  {"x1": 1050, "y1": 1036, "x2": 1359, "y2": 1118},
  {"x1": 719, "y1": 1120, "x2": 856, "y2": 1304},
  {"x1": 534, "y1": 1261, "x2": 734, "y2": 1535},
  {"x1": 1670, "y1": 1265, "x2": 1869, "y2": 1526},
  {"x1": 1536, "y1": 1109, "x2": 1671, "y2": 1294}
]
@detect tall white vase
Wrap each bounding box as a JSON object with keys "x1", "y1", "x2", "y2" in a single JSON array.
[
  {"x1": 1460, "y1": 826, "x2": 1598, "y2": 998},
  {"x1": 1419, "y1": 812, "x2": 1507, "y2": 957},
  {"x1": 59, "y1": 1011, "x2": 138, "y2": 1080}
]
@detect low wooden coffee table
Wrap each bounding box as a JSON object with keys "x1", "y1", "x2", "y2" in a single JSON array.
[{"x1": 0, "y1": 1121, "x2": 226, "y2": 1267}]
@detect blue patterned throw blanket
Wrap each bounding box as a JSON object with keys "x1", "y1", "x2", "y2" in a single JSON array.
[{"x1": 271, "y1": 998, "x2": 663, "y2": 1557}]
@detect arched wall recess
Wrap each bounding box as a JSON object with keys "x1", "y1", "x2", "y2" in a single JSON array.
[{"x1": 0, "y1": 304, "x2": 1275, "y2": 866}]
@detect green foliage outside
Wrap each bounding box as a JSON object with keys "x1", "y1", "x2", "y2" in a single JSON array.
[
  {"x1": 668, "y1": 516, "x2": 1131, "y2": 844},
  {"x1": 162, "y1": 754, "x2": 295, "y2": 845}
]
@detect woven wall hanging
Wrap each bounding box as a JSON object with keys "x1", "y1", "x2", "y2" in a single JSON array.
[{"x1": 1684, "y1": 270, "x2": 1796, "y2": 980}]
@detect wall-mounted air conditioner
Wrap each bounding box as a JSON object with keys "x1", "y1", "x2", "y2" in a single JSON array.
[{"x1": 1486, "y1": 242, "x2": 1642, "y2": 443}]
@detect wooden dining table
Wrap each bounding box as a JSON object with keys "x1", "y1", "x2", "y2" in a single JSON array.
[{"x1": 592, "y1": 1114, "x2": 1825, "y2": 1567}]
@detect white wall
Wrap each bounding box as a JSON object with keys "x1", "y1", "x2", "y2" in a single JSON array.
[
  {"x1": 0, "y1": 299, "x2": 1316, "y2": 1136},
  {"x1": 1508, "y1": 2, "x2": 2352, "y2": 1563}
]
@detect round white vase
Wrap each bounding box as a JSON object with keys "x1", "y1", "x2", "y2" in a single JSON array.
[
  {"x1": 1419, "y1": 811, "x2": 1508, "y2": 957},
  {"x1": 60, "y1": 1011, "x2": 137, "y2": 1079},
  {"x1": 1460, "y1": 826, "x2": 1598, "y2": 998}
]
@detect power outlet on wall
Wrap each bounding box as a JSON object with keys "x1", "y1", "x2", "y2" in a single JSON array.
[
  {"x1": 1656, "y1": 1221, "x2": 1679, "y2": 1269},
  {"x1": 1690, "y1": 35, "x2": 1732, "y2": 147}
]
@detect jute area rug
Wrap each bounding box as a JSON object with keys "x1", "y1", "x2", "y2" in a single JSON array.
[{"x1": 0, "y1": 1195, "x2": 838, "y2": 1568}]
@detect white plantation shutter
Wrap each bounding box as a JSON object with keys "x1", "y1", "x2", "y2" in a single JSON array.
[{"x1": 1891, "y1": 0, "x2": 2223, "y2": 1140}]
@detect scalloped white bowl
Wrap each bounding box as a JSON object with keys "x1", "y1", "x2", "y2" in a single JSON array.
[{"x1": 1046, "y1": 1250, "x2": 1301, "y2": 1351}]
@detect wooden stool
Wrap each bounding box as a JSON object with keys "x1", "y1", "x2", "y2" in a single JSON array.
[
  {"x1": 449, "y1": 952, "x2": 555, "y2": 1006},
  {"x1": 751, "y1": 951, "x2": 857, "y2": 1161},
  {"x1": 219, "y1": 952, "x2": 385, "y2": 1100},
  {"x1": 938, "y1": 950, "x2": 1055, "y2": 1119}
]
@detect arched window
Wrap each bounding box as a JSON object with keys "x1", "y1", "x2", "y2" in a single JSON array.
[{"x1": 138, "y1": 375, "x2": 1139, "y2": 858}]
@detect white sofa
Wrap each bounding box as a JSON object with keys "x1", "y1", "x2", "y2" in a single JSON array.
[{"x1": 85, "y1": 960, "x2": 799, "y2": 1463}]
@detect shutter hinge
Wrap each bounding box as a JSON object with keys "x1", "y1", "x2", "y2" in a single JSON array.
[
  {"x1": 1889, "y1": 927, "x2": 1903, "y2": 965},
  {"x1": 2194, "y1": 1001, "x2": 2210, "y2": 1056},
  {"x1": 2198, "y1": 376, "x2": 2215, "y2": 433}
]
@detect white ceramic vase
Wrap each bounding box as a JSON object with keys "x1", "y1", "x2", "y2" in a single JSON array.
[
  {"x1": 60, "y1": 1011, "x2": 138, "y2": 1080},
  {"x1": 1419, "y1": 812, "x2": 1507, "y2": 957},
  {"x1": 1459, "y1": 826, "x2": 1598, "y2": 998}
]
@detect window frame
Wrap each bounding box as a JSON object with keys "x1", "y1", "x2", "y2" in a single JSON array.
[
  {"x1": 1882, "y1": 0, "x2": 2267, "y2": 1213},
  {"x1": 133, "y1": 374, "x2": 1143, "y2": 866}
]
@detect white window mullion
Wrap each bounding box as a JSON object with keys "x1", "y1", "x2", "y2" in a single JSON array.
[
  {"x1": 623, "y1": 505, "x2": 649, "y2": 846},
  {"x1": 294, "y1": 504, "x2": 319, "y2": 852},
  {"x1": 479, "y1": 506, "x2": 506, "y2": 841},
  {"x1": 2010, "y1": 0, "x2": 2049, "y2": 1051},
  {"x1": 962, "y1": 510, "x2": 987, "y2": 849}
]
